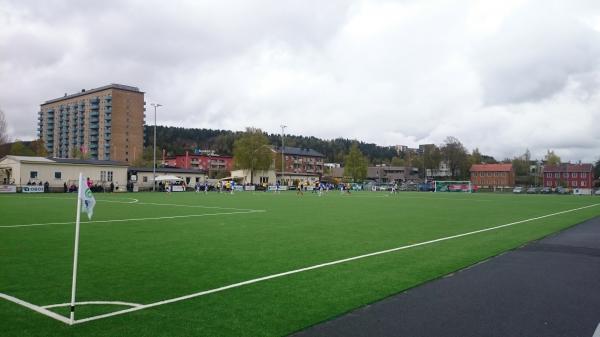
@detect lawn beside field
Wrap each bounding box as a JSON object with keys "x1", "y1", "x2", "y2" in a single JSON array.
[{"x1": 1, "y1": 191, "x2": 599, "y2": 337}]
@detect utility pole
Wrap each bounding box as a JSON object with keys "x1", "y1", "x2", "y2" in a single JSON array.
[{"x1": 150, "y1": 103, "x2": 162, "y2": 191}]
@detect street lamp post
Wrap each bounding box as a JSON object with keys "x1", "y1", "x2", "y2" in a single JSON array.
[
  {"x1": 151, "y1": 103, "x2": 162, "y2": 191},
  {"x1": 280, "y1": 125, "x2": 287, "y2": 186}
]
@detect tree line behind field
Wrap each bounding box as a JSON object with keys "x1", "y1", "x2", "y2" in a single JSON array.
[
  {"x1": 144, "y1": 126, "x2": 600, "y2": 182},
  {"x1": 0, "y1": 115, "x2": 598, "y2": 183}
]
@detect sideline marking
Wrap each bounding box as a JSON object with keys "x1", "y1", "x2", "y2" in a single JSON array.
[
  {"x1": 0, "y1": 209, "x2": 266, "y2": 228},
  {"x1": 0, "y1": 293, "x2": 70, "y2": 325},
  {"x1": 42, "y1": 301, "x2": 142, "y2": 309},
  {"x1": 133, "y1": 201, "x2": 260, "y2": 211},
  {"x1": 5, "y1": 195, "x2": 140, "y2": 204},
  {"x1": 70, "y1": 203, "x2": 599, "y2": 324},
  {"x1": 2, "y1": 203, "x2": 598, "y2": 325}
]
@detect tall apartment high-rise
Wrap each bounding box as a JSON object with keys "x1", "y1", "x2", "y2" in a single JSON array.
[{"x1": 38, "y1": 84, "x2": 145, "y2": 162}]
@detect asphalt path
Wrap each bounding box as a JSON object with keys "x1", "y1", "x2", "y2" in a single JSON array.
[{"x1": 293, "y1": 216, "x2": 600, "y2": 337}]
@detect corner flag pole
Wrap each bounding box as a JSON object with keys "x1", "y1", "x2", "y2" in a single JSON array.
[{"x1": 69, "y1": 173, "x2": 83, "y2": 325}]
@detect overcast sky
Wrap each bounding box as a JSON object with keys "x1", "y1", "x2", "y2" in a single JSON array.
[{"x1": 1, "y1": 0, "x2": 599, "y2": 162}]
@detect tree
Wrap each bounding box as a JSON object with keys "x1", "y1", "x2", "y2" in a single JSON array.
[
  {"x1": 0, "y1": 108, "x2": 8, "y2": 145},
  {"x1": 512, "y1": 154, "x2": 529, "y2": 176},
  {"x1": 441, "y1": 136, "x2": 469, "y2": 179},
  {"x1": 391, "y1": 157, "x2": 405, "y2": 166},
  {"x1": 411, "y1": 155, "x2": 424, "y2": 176},
  {"x1": 344, "y1": 142, "x2": 367, "y2": 182},
  {"x1": 232, "y1": 127, "x2": 272, "y2": 184},
  {"x1": 594, "y1": 158, "x2": 600, "y2": 183},
  {"x1": 545, "y1": 150, "x2": 561, "y2": 166},
  {"x1": 470, "y1": 148, "x2": 482, "y2": 165},
  {"x1": 423, "y1": 145, "x2": 442, "y2": 174},
  {"x1": 9, "y1": 140, "x2": 34, "y2": 156},
  {"x1": 71, "y1": 147, "x2": 90, "y2": 160},
  {"x1": 29, "y1": 139, "x2": 48, "y2": 157}
]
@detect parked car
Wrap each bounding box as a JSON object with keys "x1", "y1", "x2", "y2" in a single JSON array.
[
  {"x1": 526, "y1": 187, "x2": 538, "y2": 194},
  {"x1": 512, "y1": 186, "x2": 524, "y2": 194},
  {"x1": 555, "y1": 186, "x2": 569, "y2": 194},
  {"x1": 594, "y1": 189, "x2": 600, "y2": 196},
  {"x1": 540, "y1": 187, "x2": 552, "y2": 194}
]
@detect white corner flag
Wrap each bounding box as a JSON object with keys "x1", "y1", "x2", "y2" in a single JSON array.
[
  {"x1": 78, "y1": 174, "x2": 96, "y2": 220},
  {"x1": 70, "y1": 173, "x2": 96, "y2": 324}
]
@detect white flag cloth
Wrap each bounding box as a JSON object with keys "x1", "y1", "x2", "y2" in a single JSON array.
[{"x1": 78, "y1": 175, "x2": 96, "y2": 220}]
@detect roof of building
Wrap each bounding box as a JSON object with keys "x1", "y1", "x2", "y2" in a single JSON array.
[
  {"x1": 51, "y1": 158, "x2": 128, "y2": 166},
  {"x1": 42, "y1": 83, "x2": 143, "y2": 105},
  {"x1": 543, "y1": 163, "x2": 593, "y2": 173},
  {"x1": 273, "y1": 146, "x2": 324, "y2": 157},
  {"x1": 1, "y1": 155, "x2": 54, "y2": 163},
  {"x1": 0, "y1": 155, "x2": 128, "y2": 166},
  {"x1": 166, "y1": 153, "x2": 232, "y2": 159},
  {"x1": 129, "y1": 167, "x2": 207, "y2": 174},
  {"x1": 470, "y1": 163, "x2": 513, "y2": 172}
]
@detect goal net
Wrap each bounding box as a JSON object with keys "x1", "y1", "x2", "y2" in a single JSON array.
[{"x1": 434, "y1": 181, "x2": 472, "y2": 193}]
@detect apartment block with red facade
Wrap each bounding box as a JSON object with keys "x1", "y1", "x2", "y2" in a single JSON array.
[
  {"x1": 470, "y1": 163, "x2": 515, "y2": 188},
  {"x1": 163, "y1": 151, "x2": 233, "y2": 178},
  {"x1": 542, "y1": 163, "x2": 594, "y2": 189}
]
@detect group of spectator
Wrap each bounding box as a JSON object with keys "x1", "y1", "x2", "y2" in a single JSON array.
[
  {"x1": 62, "y1": 178, "x2": 116, "y2": 193},
  {"x1": 26, "y1": 180, "x2": 51, "y2": 192}
]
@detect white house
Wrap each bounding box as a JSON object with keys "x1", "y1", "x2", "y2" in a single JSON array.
[
  {"x1": 128, "y1": 167, "x2": 207, "y2": 191},
  {"x1": 0, "y1": 155, "x2": 128, "y2": 192}
]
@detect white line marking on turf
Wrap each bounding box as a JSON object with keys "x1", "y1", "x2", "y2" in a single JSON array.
[
  {"x1": 5, "y1": 196, "x2": 259, "y2": 210},
  {"x1": 6, "y1": 196, "x2": 140, "y2": 204},
  {"x1": 42, "y1": 301, "x2": 142, "y2": 309},
  {"x1": 0, "y1": 210, "x2": 266, "y2": 228},
  {"x1": 593, "y1": 322, "x2": 600, "y2": 337},
  {"x1": 0, "y1": 293, "x2": 70, "y2": 324},
  {"x1": 64, "y1": 202, "x2": 598, "y2": 325},
  {"x1": 133, "y1": 201, "x2": 259, "y2": 211}
]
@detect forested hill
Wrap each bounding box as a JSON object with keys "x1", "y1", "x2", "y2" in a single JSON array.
[{"x1": 144, "y1": 125, "x2": 398, "y2": 163}]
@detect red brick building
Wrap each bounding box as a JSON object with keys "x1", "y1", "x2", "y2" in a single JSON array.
[
  {"x1": 164, "y1": 151, "x2": 233, "y2": 178},
  {"x1": 470, "y1": 163, "x2": 515, "y2": 188},
  {"x1": 273, "y1": 147, "x2": 325, "y2": 184},
  {"x1": 542, "y1": 164, "x2": 594, "y2": 189}
]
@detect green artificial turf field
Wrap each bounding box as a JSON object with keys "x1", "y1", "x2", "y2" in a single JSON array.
[{"x1": 1, "y1": 191, "x2": 599, "y2": 336}]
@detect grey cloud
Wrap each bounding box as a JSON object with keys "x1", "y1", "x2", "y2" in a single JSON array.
[{"x1": 475, "y1": 3, "x2": 600, "y2": 105}]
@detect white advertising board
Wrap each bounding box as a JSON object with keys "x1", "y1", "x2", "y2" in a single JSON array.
[
  {"x1": 0, "y1": 185, "x2": 17, "y2": 193},
  {"x1": 171, "y1": 185, "x2": 185, "y2": 192},
  {"x1": 22, "y1": 186, "x2": 44, "y2": 193}
]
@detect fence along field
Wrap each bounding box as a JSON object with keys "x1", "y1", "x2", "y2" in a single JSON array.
[{"x1": 1, "y1": 191, "x2": 599, "y2": 336}]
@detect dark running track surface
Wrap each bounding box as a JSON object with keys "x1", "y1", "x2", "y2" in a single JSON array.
[{"x1": 293, "y1": 216, "x2": 600, "y2": 337}]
